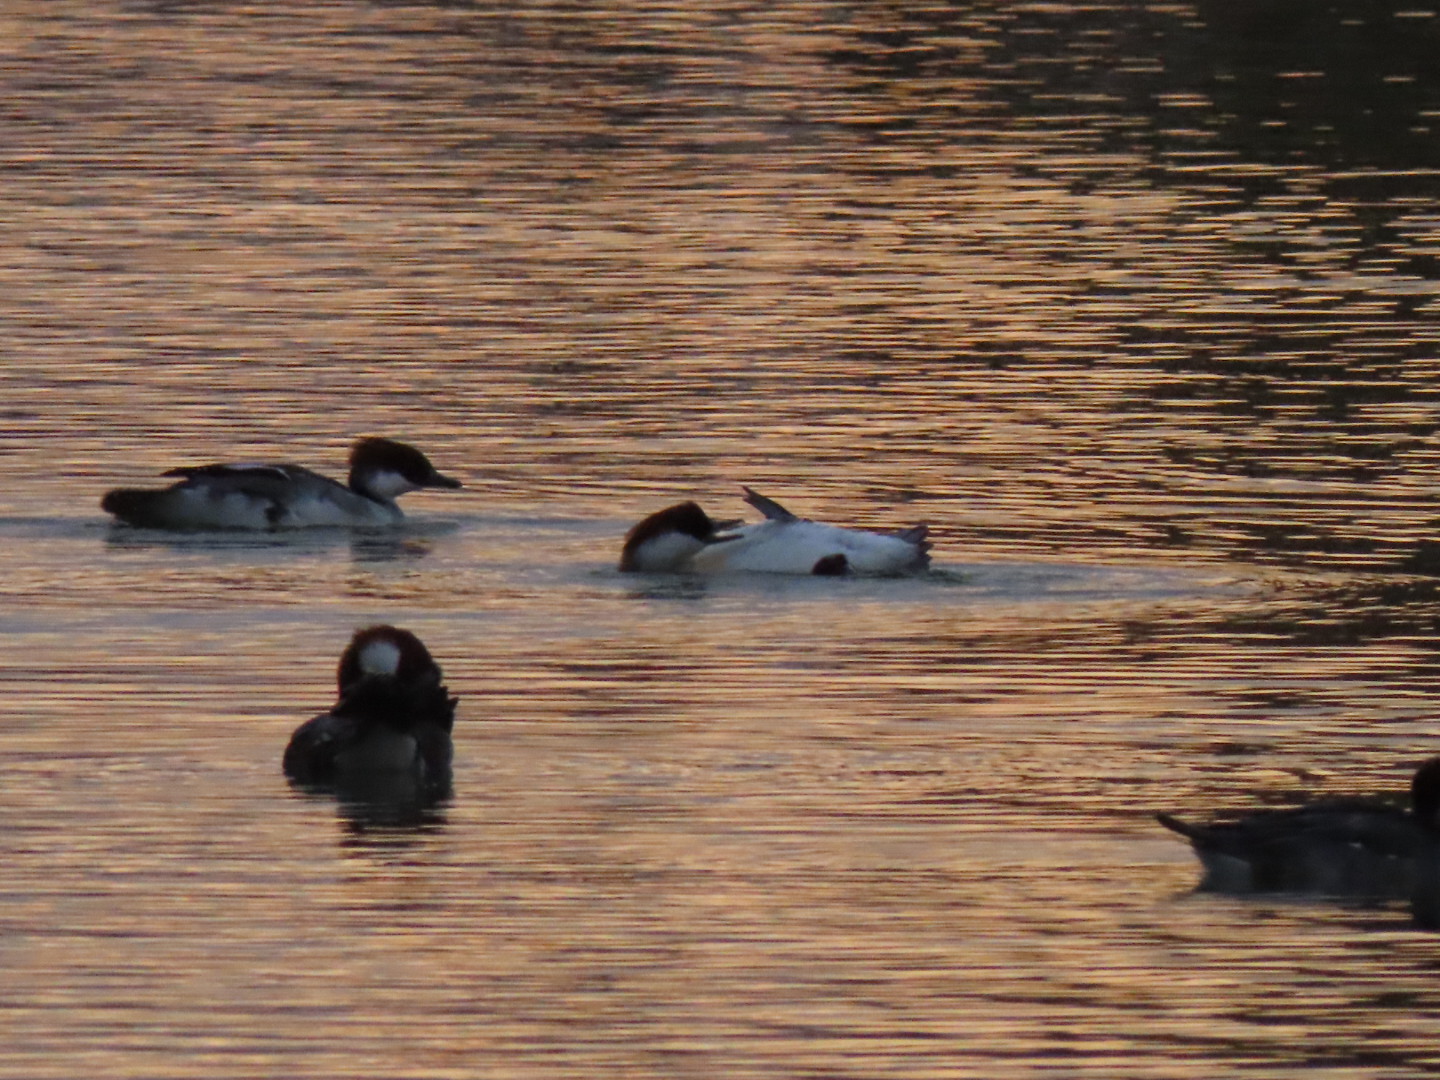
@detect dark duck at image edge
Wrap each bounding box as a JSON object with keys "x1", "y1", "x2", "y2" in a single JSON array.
[
  {"x1": 283, "y1": 625, "x2": 457, "y2": 798},
  {"x1": 101, "y1": 437, "x2": 461, "y2": 530},
  {"x1": 619, "y1": 487, "x2": 931, "y2": 576},
  {"x1": 1157, "y1": 756, "x2": 1440, "y2": 902}
]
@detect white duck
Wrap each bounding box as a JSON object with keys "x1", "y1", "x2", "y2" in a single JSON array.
[{"x1": 620, "y1": 487, "x2": 930, "y2": 576}]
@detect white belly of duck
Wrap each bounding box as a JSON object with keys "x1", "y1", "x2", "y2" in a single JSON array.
[
  {"x1": 691, "y1": 520, "x2": 925, "y2": 575},
  {"x1": 268, "y1": 490, "x2": 401, "y2": 528},
  {"x1": 138, "y1": 485, "x2": 401, "y2": 529}
]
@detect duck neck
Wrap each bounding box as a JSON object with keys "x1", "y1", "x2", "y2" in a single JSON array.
[{"x1": 349, "y1": 471, "x2": 395, "y2": 506}]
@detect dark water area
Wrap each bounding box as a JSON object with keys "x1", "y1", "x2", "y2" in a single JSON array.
[{"x1": 6, "y1": 2, "x2": 1440, "y2": 1077}]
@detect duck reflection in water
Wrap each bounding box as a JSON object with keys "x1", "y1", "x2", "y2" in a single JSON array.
[
  {"x1": 284, "y1": 625, "x2": 456, "y2": 827},
  {"x1": 103, "y1": 523, "x2": 447, "y2": 565},
  {"x1": 620, "y1": 487, "x2": 930, "y2": 576},
  {"x1": 1158, "y1": 757, "x2": 1440, "y2": 926}
]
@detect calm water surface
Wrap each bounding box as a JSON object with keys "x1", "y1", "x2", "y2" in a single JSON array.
[{"x1": 7, "y1": 2, "x2": 1440, "y2": 1077}]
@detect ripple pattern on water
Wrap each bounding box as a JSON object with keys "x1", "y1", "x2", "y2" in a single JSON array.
[{"x1": 7, "y1": 1, "x2": 1440, "y2": 1077}]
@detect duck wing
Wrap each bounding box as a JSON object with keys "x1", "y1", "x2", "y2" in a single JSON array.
[
  {"x1": 164, "y1": 462, "x2": 297, "y2": 481},
  {"x1": 742, "y1": 488, "x2": 930, "y2": 562},
  {"x1": 741, "y1": 487, "x2": 800, "y2": 522},
  {"x1": 282, "y1": 710, "x2": 362, "y2": 785},
  {"x1": 163, "y1": 462, "x2": 341, "y2": 497},
  {"x1": 1159, "y1": 799, "x2": 1428, "y2": 859}
]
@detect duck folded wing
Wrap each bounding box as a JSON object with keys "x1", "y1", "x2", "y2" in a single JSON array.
[
  {"x1": 162, "y1": 462, "x2": 337, "y2": 493},
  {"x1": 282, "y1": 712, "x2": 360, "y2": 784}
]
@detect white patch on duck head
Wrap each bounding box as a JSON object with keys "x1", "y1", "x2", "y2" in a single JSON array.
[
  {"x1": 338, "y1": 625, "x2": 441, "y2": 691},
  {"x1": 355, "y1": 467, "x2": 420, "y2": 502},
  {"x1": 348, "y1": 438, "x2": 458, "y2": 501},
  {"x1": 357, "y1": 637, "x2": 403, "y2": 677}
]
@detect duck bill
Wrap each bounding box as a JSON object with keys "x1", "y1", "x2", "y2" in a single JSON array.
[{"x1": 704, "y1": 517, "x2": 745, "y2": 543}]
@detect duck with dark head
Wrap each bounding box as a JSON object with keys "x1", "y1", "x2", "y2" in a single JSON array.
[
  {"x1": 1158, "y1": 756, "x2": 1440, "y2": 924},
  {"x1": 103, "y1": 437, "x2": 461, "y2": 530},
  {"x1": 284, "y1": 625, "x2": 457, "y2": 805}
]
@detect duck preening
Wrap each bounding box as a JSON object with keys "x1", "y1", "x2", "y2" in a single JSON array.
[
  {"x1": 620, "y1": 487, "x2": 930, "y2": 576},
  {"x1": 283, "y1": 625, "x2": 457, "y2": 798}
]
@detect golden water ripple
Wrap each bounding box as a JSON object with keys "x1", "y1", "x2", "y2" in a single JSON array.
[{"x1": 6, "y1": 1, "x2": 1440, "y2": 1077}]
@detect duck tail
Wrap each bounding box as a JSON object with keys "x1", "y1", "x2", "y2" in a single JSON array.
[
  {"x1": 893, "y1": 523, "x2": 931, "y2": 568},
  {"x1": 896, "y1": 523, "x2": 930, "y2": 550},
  {"x1": 1155, "y1": 812, "x2": 1207, "y2": 841}
]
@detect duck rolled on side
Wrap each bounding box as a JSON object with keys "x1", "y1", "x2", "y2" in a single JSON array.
[
  {"x1": 283, "y1": 625, "x2": 457, "y2": 797},
  {"x1": 1157, "y1": 757, "x2": 1440, "y2": 896},
  {"x1": 619, "y1": 487, "x2": 930, "y2": 576},
  {"x1": 102, "y1": 437, "x2": 461, "y2": 530}
]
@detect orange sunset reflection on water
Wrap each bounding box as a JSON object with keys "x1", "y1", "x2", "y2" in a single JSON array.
[{"x1": 6, "y1": 1, "x2": 1440, "y2": 1077}]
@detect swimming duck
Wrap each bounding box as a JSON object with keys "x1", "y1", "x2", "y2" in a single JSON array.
[
  {"x1": 283, "y1": 625, "x2": 456, "y2": 795},
  {"x1": 1157, "y1": 757, "x2": 1440, "y2": 896},
  {"x1": 620, "y1": 487, "x2": 930, "y2": 576},
  {"x1": 102, "y1": 437, "x2": 461, "y2": 530}
]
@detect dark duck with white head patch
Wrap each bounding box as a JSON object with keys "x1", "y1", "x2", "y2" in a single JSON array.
[{"x1": 283, "y1": 625, "x2": 457, "y2": 795}]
